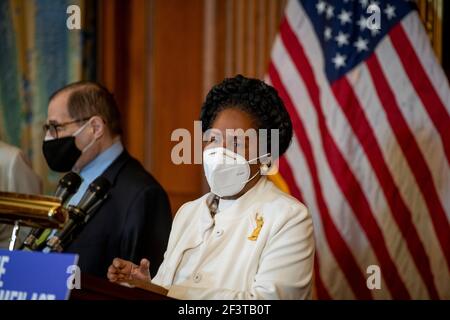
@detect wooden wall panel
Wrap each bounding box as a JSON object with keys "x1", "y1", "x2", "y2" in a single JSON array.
[
  {"x1": 205, "y1": 0, "x2": 287, "y2": 90},
  {"x1": 98, "y1": 0, "x2": 147, "y2": 164},
  {"x1": 98, "y1": 0, "x2": 290, "y2": 213},
  {"x1": 148, "y1": 0, "x2": 205, "y2": 213}
]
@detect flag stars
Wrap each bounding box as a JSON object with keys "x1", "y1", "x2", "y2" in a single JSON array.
[
  {"x1": 332, "y1": 53, "x2": 347, "y2": 69},
  {"x1": 357, "y1": 16, "x2": 367, "y2": 31},
  {"x1": 370, "y1": 27, "x2": 380, "y2": 37},
  {"x1": 308, "y1": 0, "x2": 411, "y2": 80},
  {"x1": 369, "y1": 0, "x2": 380, "y2": 8},
  {"x1": 384, "y1": 4, "x2": 396, "y2": 19},
  {"x1": 354, "y1": 37, "x2": 369, "y2": 52},
  {"x1": 335, "y1": 31, "x2": 349, "y2": 47},
  {"x1": 326, "y1": 5, "x2": 334, "y2": 19},
  {"x1": 359, "y1": 0, "x2": 369, "y2": 8},
  {"x1": 324, "y1": 27, "x2": 332, "y2": 41},
  {"x1": 337, "y1": 9, "x2": 352, "y2": 25},
  {"x1": 316, "y1": 0, "x2": 327, "y2": 14}
]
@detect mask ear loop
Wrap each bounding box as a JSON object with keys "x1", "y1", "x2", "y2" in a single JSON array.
[
  {"x1": 217, "y1": 153, "x2": 272, "y2": 191},
  {"x1": 73, "y1": 120, "x2": 98, "y2": 153},
  {"x1": 247, "y1": 152, "x2": 271, "y2": 164},
  {"x1": 209, "y1": 152, "x2": 272, "y2": 174},
  {"x1": 72, "y1": 120, "x2": 91, "y2": 137},
  {"x1": 81, "y1": 137, "x2": 98, "y2": 153},
  {"x1": 245, "y1": 170, "x2": 261, "y2": 184}
]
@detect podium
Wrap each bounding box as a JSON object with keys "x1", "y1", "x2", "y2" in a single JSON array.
[
  {"x1": 0, "y1": 192, "x2": 67, "y2": 250},
  {"x1": 0, "y1": 192, "x2": 67, "y2": 228},
  {"x1": 0, "y1": 192, "x2": 170, "y2": 300},
  {"x1": 70, "y1": 273, "x2": 172, "y2": 300}
]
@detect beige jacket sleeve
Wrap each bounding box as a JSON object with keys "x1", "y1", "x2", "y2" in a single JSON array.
[{"x1": 0, "y1": 143, "x2": 42, "y2": 248}]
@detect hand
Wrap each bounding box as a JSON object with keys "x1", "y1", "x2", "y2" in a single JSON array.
[{"x1": 107, "y1": 258, "x2": 151, "y2": 284}]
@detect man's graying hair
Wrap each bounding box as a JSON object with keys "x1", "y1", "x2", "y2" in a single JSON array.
[{"x1": 49, "y1": 81, "x2": 122, "y2": 136}]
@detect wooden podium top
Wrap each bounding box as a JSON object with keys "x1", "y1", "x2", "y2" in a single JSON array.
[{"x1": 70, "y1": 273, "x2": 172, "y2": 300}]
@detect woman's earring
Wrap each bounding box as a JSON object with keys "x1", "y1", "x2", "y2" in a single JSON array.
[{"x1": 260, "y1": 163, "x2": 270, "y2": 175}]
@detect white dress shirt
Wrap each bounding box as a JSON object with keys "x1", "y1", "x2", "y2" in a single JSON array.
[{"x1": 69, "y1": 140, "x2": 123, "y2": 206}]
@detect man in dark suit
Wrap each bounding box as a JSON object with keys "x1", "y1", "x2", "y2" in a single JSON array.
[{"x1": 42, "y1": 81, "x2": 172, "y2": 277}]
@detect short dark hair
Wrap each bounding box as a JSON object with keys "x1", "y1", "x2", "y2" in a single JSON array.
[
  {"x1": 199, "y1": 74, "x2": 293, "y2": 156},
  {"x1": 49, "y1": 81, "x2": 122, "y2": 135}
]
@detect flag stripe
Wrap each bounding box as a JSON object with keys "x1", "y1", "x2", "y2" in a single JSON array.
[
  {"x1": 269, "y1": 62, "x2": 373, "y2": 299},
  {"x1": 389, "y1": 23, "x2": 450, "y2": 166},
  {"x1": 282, "y1": 6, "x2": 407, "y2": 299},
  {"x1": 388, "y1": 24, "x2": 450, "y2": 270},
  {"x1": 400, "y1": 13, "x2": 450, "y2": 122},
  {"x1": 272, "y1": 0, "x2": 450, "y2": 299},
  {"x1": 377, "y1": 36, "x2": 450, "y2": 217},
  {"x1": 281, "y1": 18, "x2": 410, "y2": 299},
  {"x1": 272, "y1": 38, "x2": 386, "y2": 298},
  {"x1": 278, "y1": 155, "x2": 331, "y2": 299},
  {"x1": 373, "y1": 39, "x2": 450, "y2": 295},
  {"x1": 314, "y1": 253, "x2": 331, "y2": 299},
  {"x1": 284, "y1": 1, "x2": 399, "y2": 298},
  {"x1": 349, "y1": 62, "x2": 435, "y2": 298},
  {"x1": 366, "y1": 53, "x2": 446, "y2": 295},
  {"x1": 285, "y1": 134, "x2": 360, "y2": 299},
  {"x1": 278, "y1": 156, "x2": 305, "y2": 203},
  {"x1": 265, "y1": 48, "x2": 356, "y2": 299},
  {"x1": 331, "y1": 75, "x2": 439, "y2": 298}
]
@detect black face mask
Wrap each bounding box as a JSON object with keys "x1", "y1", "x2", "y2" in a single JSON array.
[{"x1": 42, "y1": 137, "x2": 82, "y2": 172}]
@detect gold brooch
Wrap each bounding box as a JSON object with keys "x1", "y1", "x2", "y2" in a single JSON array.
[{"x1": 248, "y1": 214, "x2": 264, "y2": 241}]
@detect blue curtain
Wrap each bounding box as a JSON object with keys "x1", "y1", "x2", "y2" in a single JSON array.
[{"x1": 0, "y1": 0, "x2": 96, "y2": 193}]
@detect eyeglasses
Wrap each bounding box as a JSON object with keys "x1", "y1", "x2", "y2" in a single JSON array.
[{"x1": 43, "y1": 117, "x2": 91, "y2": 139}]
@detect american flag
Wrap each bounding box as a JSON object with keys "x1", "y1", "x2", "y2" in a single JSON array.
[{"x1": 268, "y1": 0, "x2": 450, "y2": 299}]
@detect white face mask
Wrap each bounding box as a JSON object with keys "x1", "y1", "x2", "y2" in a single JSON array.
[{"x1": 203, "y1": 147, "x2": 269, "y2": 198}]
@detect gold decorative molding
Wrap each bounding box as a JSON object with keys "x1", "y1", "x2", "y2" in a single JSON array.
[{"x1": 417, "y1": 0, "x2": 443, "y2": 62}]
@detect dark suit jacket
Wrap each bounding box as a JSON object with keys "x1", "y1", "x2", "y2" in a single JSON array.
[{"x1": 66, "y1": 150, "x2": 172, "y2": 278}]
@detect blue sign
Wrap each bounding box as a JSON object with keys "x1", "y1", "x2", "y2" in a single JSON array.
[{"x1": 0, "y1": 249, "x2": 78, "y2": 300}]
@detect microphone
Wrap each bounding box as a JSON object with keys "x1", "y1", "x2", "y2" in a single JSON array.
[
  {"x1": 54, "y1": 172, "x2": 83, "y2": 205},
  {"x1": 21, "y1": 172, "x2": 82, "y2": 250},
  {"x1": 45, "y1": 176, "x2": 111, "y2": 252},
  {"x1": 75, "y1": 176, "x2": 111, "y2": 215}
]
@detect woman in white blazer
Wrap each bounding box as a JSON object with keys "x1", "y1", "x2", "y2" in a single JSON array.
[{"x1": 107, "y1": 75, "x2": 315, "y2": 300}]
